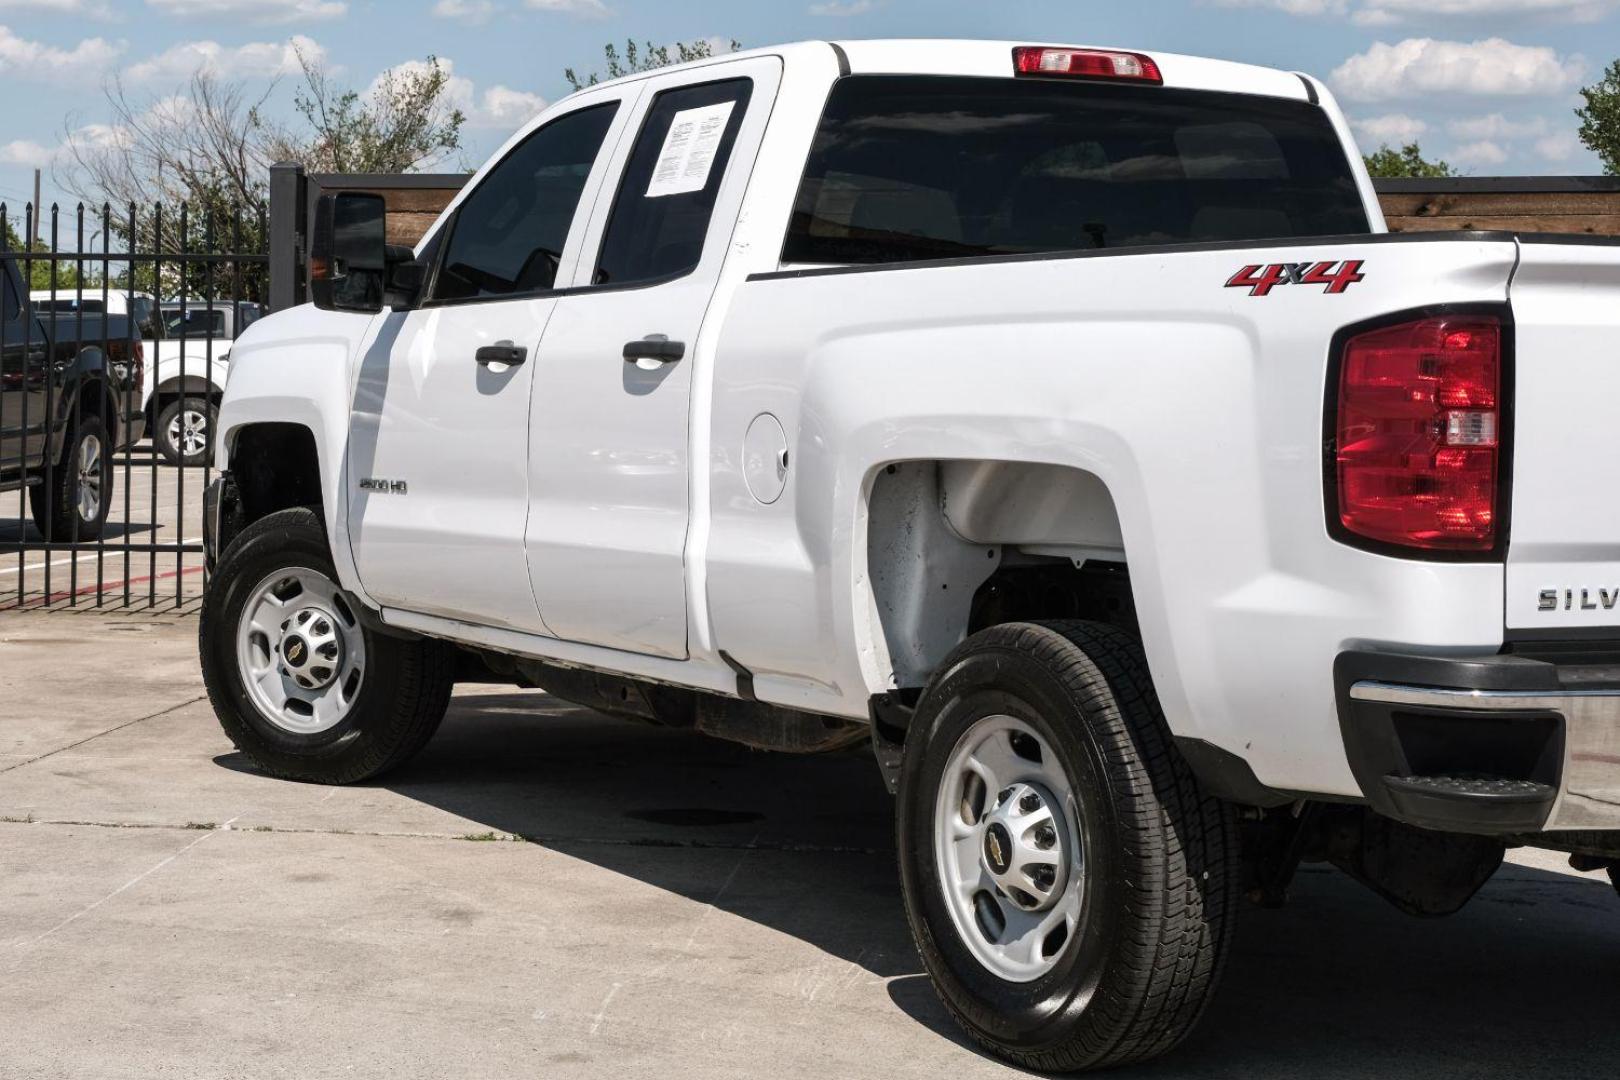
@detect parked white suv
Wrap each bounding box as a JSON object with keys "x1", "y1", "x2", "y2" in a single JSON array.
[{"x1": 199, "y1": 40, "x2": 1620, "y2": 1071}]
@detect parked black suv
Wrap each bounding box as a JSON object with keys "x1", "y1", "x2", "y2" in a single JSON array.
[{"x1": 1, "y1": 257, "x2": 146, "y2": 540}]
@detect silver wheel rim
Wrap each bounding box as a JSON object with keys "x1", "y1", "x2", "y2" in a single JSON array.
[
  {"x1": 234, "y1": 567, "x2": 367, "y2": 735},
  {"x1": 76, "y1": 433, "x2": 103, "y2": 522},
  {"x1": 168, "y1": 408, "x2": 209, "y2": 458},
  {"x1": 934, "y1": 714, "x2": 1085, "y2": 983}
]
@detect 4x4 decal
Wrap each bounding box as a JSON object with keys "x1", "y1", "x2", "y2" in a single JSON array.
[{"x1": 1225, "y1": 260, "x2": 1365, "y2": 297}]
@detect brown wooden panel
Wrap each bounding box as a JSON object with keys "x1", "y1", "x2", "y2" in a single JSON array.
[
  {"x1": 1385, "y1": 214, "x2": 1620, "y2": 235},
  {"x1": 317, "y1": 186, "x2": 462, "y2": 215},
  {"x1": 377, "y1": 188, "x2": 465, "y2": 215},
  {"x1": 1378, "y1": 192, "x2": 1620, "y2": 219},
  {"x1": 385, "y1": 211, "x2": 441, "y2": 247}
]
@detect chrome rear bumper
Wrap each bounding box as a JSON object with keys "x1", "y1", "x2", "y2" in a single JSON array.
[{"x1": 1337, "y1": 650, "x2": 1620, "y2": 834}]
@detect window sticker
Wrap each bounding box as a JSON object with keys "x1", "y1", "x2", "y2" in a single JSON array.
[{"x1": 645, "y1": 101, "x2": 736, "y2": 198}]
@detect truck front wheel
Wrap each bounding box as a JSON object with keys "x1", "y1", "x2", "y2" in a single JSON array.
[
  {"x1": 199, "y1": 506, "x2": 454, "y2": 784},
  {"x1": 896, "y1": 621, "x2": 1239, "y2": 1073}
]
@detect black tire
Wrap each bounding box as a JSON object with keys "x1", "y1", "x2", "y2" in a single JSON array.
[
  {"x1": 29, "y1": 413, "x2": 112, "y2": 542},
  {"x1": 199, "y1": 506, "x2": 455, "y2": 784},
  {"x1": 897, "y1": 620, "x2": 1240, "y2": 1073},
  {"x1": 155, "y1": 395, "x2": 216, "y2": 468}
]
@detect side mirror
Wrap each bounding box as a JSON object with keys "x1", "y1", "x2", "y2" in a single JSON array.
[{"x1": 310, "y1": 192, "x2": 387, "y2": 313}]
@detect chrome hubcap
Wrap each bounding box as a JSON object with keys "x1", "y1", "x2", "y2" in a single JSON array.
[
  {"x1": 935, "y1": 715, "x2": 1084, "y2": 982},
  {"x1": 235, "y1": 567, "x2": 366, "y2": 734},
  {"x1": 76, "y1": 434, "x2": 102, "y2": 522},
  {"x1": 168, "y1": 409, "x2": 209, "y2": 457},
  {"x1": 279, "y1": 606, "x2": 345, "y2": 691}
]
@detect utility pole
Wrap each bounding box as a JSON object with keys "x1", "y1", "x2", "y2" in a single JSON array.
[{"x1": 32, "y1": 168, "x2": 41, "y2": 246}]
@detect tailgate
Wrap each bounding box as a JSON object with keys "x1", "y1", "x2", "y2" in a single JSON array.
[{"x1": 1506, "y1": 239, "x2": 1620, "y2": 632}]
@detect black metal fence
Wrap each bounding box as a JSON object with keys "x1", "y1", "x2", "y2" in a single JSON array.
[{"x1": 2, "y1": 200, "x2": 267, "y2": 611}]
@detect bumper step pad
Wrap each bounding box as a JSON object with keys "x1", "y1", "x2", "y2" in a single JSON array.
[{"x1": 1382, "y1": 774, "x2": 1556, "y2": 833}]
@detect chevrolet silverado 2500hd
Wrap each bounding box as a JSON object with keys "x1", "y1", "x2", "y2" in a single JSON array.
[{"x1": 198, "y1": 40, "x2": 1620, "y2": 1071}]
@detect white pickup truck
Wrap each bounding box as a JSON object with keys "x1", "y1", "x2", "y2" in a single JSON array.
[{"x1": 198, "y1": 39, "x2": 1620, "y2": 1072}]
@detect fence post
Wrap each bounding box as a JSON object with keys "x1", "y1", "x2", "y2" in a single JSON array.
[{"x1": 268, "y1": 161, "x2": 306, "y2": 312}]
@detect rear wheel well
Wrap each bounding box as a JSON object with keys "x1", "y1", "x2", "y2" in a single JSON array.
[
  {"x1": 146, "y1": 379, "x2": 222, "y2": 422},
  {"x1": 75, "y1": 378, "x2": 116, "y2": 442},
  {"x1": 230, "y1": 423, "x2": 322, "y2": 524},
  {"x1": 864, "y1": 460, "x2": 1137, "y2": 694}
]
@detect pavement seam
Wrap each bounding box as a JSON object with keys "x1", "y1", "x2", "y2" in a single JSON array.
[
  {"x1": 9, "y1": 815, "x2": 239, "y2": 957},
  {"x1": 0, "y1": 816, "x2": 885, "y2": 854},
  {"x1": 0, "y1": 693, "x2": 207, "y2": 776}
]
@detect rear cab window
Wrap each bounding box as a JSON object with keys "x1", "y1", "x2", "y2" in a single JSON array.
[
  {"x1": 593, "y1": 77, "x2": 754, "y2": 287},
  {"x1": 783, "y1": 75, "x2": 1370, "y2": 267}
]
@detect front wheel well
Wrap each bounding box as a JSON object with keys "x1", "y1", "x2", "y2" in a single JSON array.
[{"x1": 229, "y1": 422, "x2": 322, "y2": 524}]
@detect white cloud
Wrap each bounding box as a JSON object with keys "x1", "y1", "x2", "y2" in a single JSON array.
[
  {"x1": 1446, "y1": 112, "x2": 1550, "y2": 139},
  {"x1": 1535, "y1": 131, "x2": 1583, "y2": 160},
  {"x1": 475, "y1": 85, "x2": 545, "y2": 127},
  {"x1": 1211, "y1": 0, "x2": 1349, "y2": 13},
  {"x1": 808, "y1": 0, "x2": 874, "y2": 14},
  {"x1": 0, "y1": 0, "x2": 116, "y2": 17},
  {"x1": 1358, "y1": 0, "x2": 1619, "y2": 21},
  {"x1": 1449, "y1": 138, "x2": 1510, "y2": 165},
  {"x1": 523, "y1": 0, "x2": 610, "y2": 16},
  {"x1": 144, "y1": 0, "x2": 346, "y2": 23},
  {"x1": 1331, "y1": 38, "x2": 1585, "y2": 102},
  {"x1": 1215, "y1": 0, "x2": 1619, "y2": 19},
  {"x1": 366, "y1": 57, "x2": 544, "y2": 134},
  {"x1": 0, "y1": 139, "x2": 57, "y2": 166},
  {"x1": 1350, "y1": 112, "x2": 1429, "y2": 144},
  {"x1": 0, "y1": 25, "x2": 124, "y2": 82},
  {"x1": 432, "y1": 0, "x2": 495, "y2": 21},
  {"x1": 127, "y1": 34, "x2": 324, "y2": 81}
]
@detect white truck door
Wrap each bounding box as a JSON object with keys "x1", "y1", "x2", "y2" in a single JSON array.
[
  {"x1": 347, "y1": 89, "x2": 637, "y2": 632},
  {"x1": 526, "y1": 57, "x2": 781, "y2": 660}
]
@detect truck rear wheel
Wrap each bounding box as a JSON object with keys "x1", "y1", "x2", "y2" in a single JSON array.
[
  {"x1": 155, "y1": 395, "x2": 216, "y2": 467},
  {"x1": 896, "y1": 620, "x2": 1239, "y2": 1073},
  {"x1": 29, "y1": 414, "x2": 112, "y2": 542},
  {"x1": 199, "y1": 506, "x2": 454, "y2": 784}
]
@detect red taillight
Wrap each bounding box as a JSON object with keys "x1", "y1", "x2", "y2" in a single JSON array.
[
  {"x1": 1012, "y1": 47, "x2": 1163, "y2": 84},
  {"x1": 1334, "y1": 315, "x2": 1503, "y2": 553}
]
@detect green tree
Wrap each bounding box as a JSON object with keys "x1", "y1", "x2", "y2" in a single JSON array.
[
  {"x1": 1, "y1": 218, "x2": 88, "y2": 291},
  {"x1": 270, "y1": 52, "x2": 467, "y2": 174},
  {"x1": 565, "y1": 38, "x2": 742, "y2": 92},
  {"x1": 1362, "y1": 142, "x2": 1456, "y2": 179},
  {"x1": 1576, "y1": 58, "x2": 1620, "y2": 175},
  {"x1": 60, "y1": 50, "x2": 468, "y2": 302}
]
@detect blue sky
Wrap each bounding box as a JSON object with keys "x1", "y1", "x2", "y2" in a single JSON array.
[{"x1": 1, "y1": 0, "x2": 1617, "y2": 218}]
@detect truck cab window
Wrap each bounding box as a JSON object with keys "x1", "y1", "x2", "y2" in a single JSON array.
[
  {"x1": 784, "y1": 75, "x2": 1369, "y2": 265},
  {"x1": 432, "y1": 102, "x2": 618, "y2": 302},
  {"x1": 593, "y1": 78, "x2": 753, "y2": 287}
]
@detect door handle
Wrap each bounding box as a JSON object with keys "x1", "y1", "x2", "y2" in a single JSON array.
[
  {"x1": 475, "y1": 341, "x2": 527, "y2": 366},
  {"x1": 623, "y1": 337, "x2": 685, "y2": 364}
]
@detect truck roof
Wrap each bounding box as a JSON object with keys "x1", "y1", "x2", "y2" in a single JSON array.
[{"x1": 573, "y1": 38, "x2": 1317, "y2": 105}]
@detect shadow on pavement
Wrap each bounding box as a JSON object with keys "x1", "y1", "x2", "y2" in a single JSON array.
[
  {"x1": 231, "y1": 689, "x2": 1620, "y2": 1077},
  {"x1": 0, "y1": 518, "x2": 159, "y2": 543}
]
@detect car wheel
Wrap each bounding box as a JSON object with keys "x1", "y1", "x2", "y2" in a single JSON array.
[
  {"x1": 896, "y1": 620, "x2": 1239, "y2": 1073},
  {"x1": 29, "y1": 414, "x2": 112, "y2": 542},
  {"x1": 199, "y1": 505, "x2": 455, "y2": 784},
  {"x1": 155, "y1": 396, "x2": 216, "y2": 467}
]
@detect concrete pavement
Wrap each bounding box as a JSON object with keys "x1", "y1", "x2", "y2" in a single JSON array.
[{"x1": 3, "y1": 610, "x2": 1620, "y2": 1079}]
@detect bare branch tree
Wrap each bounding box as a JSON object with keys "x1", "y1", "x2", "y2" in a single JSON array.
[{"x1": 60, "y1": 72, "x2": 277, "y2": 211}]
